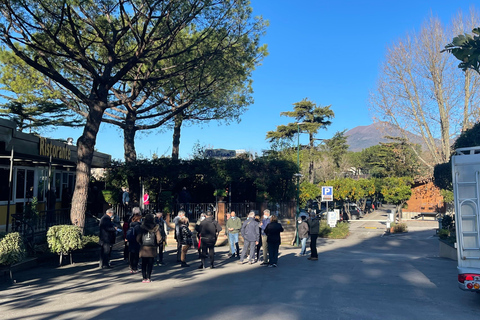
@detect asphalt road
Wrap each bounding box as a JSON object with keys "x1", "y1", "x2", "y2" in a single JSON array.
[{"x1": 1, "y1": 211, "x2": 479, "y2": 320}]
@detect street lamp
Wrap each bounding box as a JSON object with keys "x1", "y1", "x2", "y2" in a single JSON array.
[{"x1": 294, "y1": 172, "x2": 303, "y2": 247}]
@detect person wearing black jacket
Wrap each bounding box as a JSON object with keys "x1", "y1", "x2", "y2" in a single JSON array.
[
  {"x1": 307, "y1": 212, "x2": 320, "y2": 261},
  {"x1": 264, "y1": 215, "x2": 284, "y2": 267},
  {"x1": 99, "y1": 208, "x2": 120, "y2": 269},
  {"x1": 197, "y1": 211, "x2": 222, "y2": 269}
]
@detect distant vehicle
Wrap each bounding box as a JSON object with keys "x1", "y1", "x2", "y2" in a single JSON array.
[
  {"x1": 452, "y1": 146, "x2": 480, "y2": 293},
  {"x1": 345, "y1": 203, "x2": 364, "y2": 220}
]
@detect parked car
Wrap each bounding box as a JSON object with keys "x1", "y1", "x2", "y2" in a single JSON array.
[{"x1": 344, "y1": 203, "x2": 364, "y2": 220}]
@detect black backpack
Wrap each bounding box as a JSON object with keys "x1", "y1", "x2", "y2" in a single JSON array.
[
  {"x1": 142, "y1": 230, "x2": 156, "y2": 246},
  {"x1": 126, "y1": 226, "x2": 136, "y2": 243}
]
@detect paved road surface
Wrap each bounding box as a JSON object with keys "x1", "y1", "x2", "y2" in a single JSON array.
[{"x1": 1, "y1": 210, "x2": 479, "y2": 320}]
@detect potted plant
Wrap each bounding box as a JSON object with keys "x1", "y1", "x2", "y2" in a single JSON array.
[
  {"x1": 214, "y1": 189, "x2": 227, "y2": 201},
  {"x1": 0, "y1": 232, "x2": 26, "y2": 282},
  {"x1": 47, "y1": 225, "x2": 84, "y2": 266}
]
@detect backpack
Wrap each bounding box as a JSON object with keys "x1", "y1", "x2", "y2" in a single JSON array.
[
  {"x1": 142, "y1": 230, "x2": 156, "y2": 246},
  {"x1": 126, "y1": 226, "x2": 136, "y2": 243}
]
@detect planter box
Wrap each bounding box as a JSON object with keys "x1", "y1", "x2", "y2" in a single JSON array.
[{"x1": 439, "y1": 239, "x2": 457, "y2": 260}]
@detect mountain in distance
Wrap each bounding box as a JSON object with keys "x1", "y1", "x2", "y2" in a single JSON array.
[{"x1": 345, "y1": 121, "x2": 427, "y2": 152}]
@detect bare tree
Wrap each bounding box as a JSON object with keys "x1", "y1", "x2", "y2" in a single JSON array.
[{"x1": 370, "y1": 10, "x2": 480, "y2": 167}]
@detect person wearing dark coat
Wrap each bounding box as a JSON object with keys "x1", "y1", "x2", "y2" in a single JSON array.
[
  {"x1": 99, "y1": 208, "x2": 120, "y2": 269},
  {"x1": 136, "y1": 214, "x2": 162, "y2": 283},
  {"x1": 254, "y1": 215, "x2": 262, "y2": 263},
  {"x1": 307, "y1": 213, "x2": 320, "y2": 261},
  {"x1": 264, "y1": 215, "x2": 284, "y2": 267},
  {"x1": 197, "y1": 211, "x2": 222, "y2": 269},
  {"x1": 155, "y1": 212, "x2": 168, "y2": 266},
  {"x1": 127, "y1": 213, "x2": 142, "y2": 273}
]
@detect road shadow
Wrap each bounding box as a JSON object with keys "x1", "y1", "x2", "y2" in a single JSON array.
[{"x1": 2, "y1": 228, "x2": 480, "y2": 320}]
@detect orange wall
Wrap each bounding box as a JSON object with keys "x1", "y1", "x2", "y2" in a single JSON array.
[{"x1": 406, "y1": 181, "x2": 444, "y2": 213}]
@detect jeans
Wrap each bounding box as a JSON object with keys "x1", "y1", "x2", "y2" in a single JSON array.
[
  {"x1": 240, "y1": 239, "x2": 256, "y2": 262},
  {"x1": 228, "y1": 233, "x2": 239, "y2": 254},
  {"x1": 157, "y1": 242, "x2": 164, "y2": 263},
  {"x1": 261, "y1": 235, "x2": 269, "y2": 263},
  {"x1": 300, "y1": 237, "x2": 307, "y2": 255}
]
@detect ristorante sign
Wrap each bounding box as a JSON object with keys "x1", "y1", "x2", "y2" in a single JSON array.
[{"x1": 39, "y1": 137, "x2": 71, "y2": 160}]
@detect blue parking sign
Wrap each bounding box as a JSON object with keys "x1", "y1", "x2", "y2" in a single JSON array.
[{"x1": 322, "y1": 186, "x2": 333, "y2": 201}]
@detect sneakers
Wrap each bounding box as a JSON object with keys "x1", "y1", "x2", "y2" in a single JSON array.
[
  {"x1": 260, "y1": 262, "x2": 269, "y2": 266},
  {"x1": 308, "y1": 257, "x2": 318, "y2": 261},
  {"x1": 142, "y1": 279, "x2": 151, "y2": 283},
  {"x1": 249, "y1": 261, "x2": 255, "y2": 265},
  {"x1": 181, "y1": 263, "x2": 190, "y2": 267},
  {"x1": 237, "y1": 260, "x2": 245, "y2": 264},
  {"x1": 198, "y1": 265, "x2": 205, "y2": 269},
  {"x1": 268, "y1": 264, "x2": 277, "y2": 268}
]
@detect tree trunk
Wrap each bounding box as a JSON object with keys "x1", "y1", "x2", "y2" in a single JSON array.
[
  {"x1": 463, "y1": 70, "x2": 472, "y2": 132},
  {"x1": 172, "y1": 113, "x2": 184, "y2": 160},
  {"x1": 124, "y1": 111, "x2": 140, "y2": 205},
  {"x1": 71, "y1": 105, "x2": 105, "y2": 231},
  {"x1": 308, "y1": 133, "x2": 314, "y2": 183}
]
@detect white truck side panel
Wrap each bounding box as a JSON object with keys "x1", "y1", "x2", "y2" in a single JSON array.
[{"x1": 452, "y1": 147, "x2": 480, "y2": 271}]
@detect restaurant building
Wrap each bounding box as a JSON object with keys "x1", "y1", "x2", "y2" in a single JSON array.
[{"x1": 0, "y1": 119, "x2": 111, "y2": 232}]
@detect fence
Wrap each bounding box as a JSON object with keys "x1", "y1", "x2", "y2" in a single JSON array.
[{"x1": 111, "y1": 201, "x2": 297, "y2": 223}]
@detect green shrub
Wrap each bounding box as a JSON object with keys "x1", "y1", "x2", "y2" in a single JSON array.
[
  {"x1": 438, "y1": 228, "x2": 449, "y2": 240},
  {"x1": 82, "y1": 235, "x2": 100, "y2": 249},
  {"x1": 47, "y1": 225, "x2": 84, "y2": 255},
  {"x1": 319, "y1": 220, "x2": 350, "y2": 239},
  {"x1": 391, "y1": 222, "x2": 408, "y2": 233},
  {"x1": 0, "y1": 232, "x2": 26, "y2": 266},
  {"x1": 102, "y1": 190, "x2": 119, "y2": 205}
]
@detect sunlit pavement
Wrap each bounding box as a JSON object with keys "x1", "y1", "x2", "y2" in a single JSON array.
[{"x1": 1, "y1": 212, "x2": 479, "y2": 320}]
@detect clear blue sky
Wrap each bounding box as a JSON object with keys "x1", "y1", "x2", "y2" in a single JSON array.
[{"x1": 49, "y1": 0, "x2": 479, "y2": 160}]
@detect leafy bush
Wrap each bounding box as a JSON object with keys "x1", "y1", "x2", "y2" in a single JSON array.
[
  {"x1": 47, "y1": 225, "x2": 84, "y2": 255},
  {"x1": 0, "y1": 232, "x2": 26, "y2": 266},
  {"x1": 390, "y1": 222, "x2": 408, "y2": 233},
  {"x1": 442, "y1": 215, "x2": 454, "y2": 230},
  {"x1": 438, "y1": 228, "x2": 450, "y2": 240},
  {"x1": 102, "y1": 190, "x2": 119, "y2": 205},
  {"x1": 319, "y1": 220, "x2": 350, "y2": 239},
  {"x1": 82, "y1": 235, "x2": 100, "y2": 249}
]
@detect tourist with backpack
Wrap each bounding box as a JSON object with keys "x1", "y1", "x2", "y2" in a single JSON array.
[
  {"x1": 127, "y1": 213, "x2": 142, "y2": 273},
  {"x1": 136, "y1": 213, "x2": 162, "y2": 283},
  {"x1": 179, "y1": 217, "x2": 193, "y2": 267}
]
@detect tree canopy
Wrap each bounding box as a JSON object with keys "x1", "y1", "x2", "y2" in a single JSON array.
[{"x1": 0, "y1": 0, "x2": 267, "y2": 230}]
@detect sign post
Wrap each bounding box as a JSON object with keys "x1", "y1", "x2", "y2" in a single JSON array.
[{"x1": 322, "y1": 186, "x2": 334, "y2": 226}]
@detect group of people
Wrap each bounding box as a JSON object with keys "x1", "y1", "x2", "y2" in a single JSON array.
[
  {"x1": 225, "y1": 209, "x2": 319, "y2": 267},
  {"x1": 98, "y1": 206, "x2": 321, "y2": 283}
]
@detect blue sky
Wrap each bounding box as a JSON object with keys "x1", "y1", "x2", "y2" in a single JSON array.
[{"x1": 48, "y1": 0, "x2": 479, "y2": 160}]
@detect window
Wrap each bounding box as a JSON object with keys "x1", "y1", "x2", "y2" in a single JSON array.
[
  {"x1": 0, "y1": 167, "x2": 12, "y2": 202},
  {"x1": 37, "y1": 168, "x2": 48, "y2": 202},
  {"x1": 15, "y1": 168, "x2": 35, "y2": 201}
]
